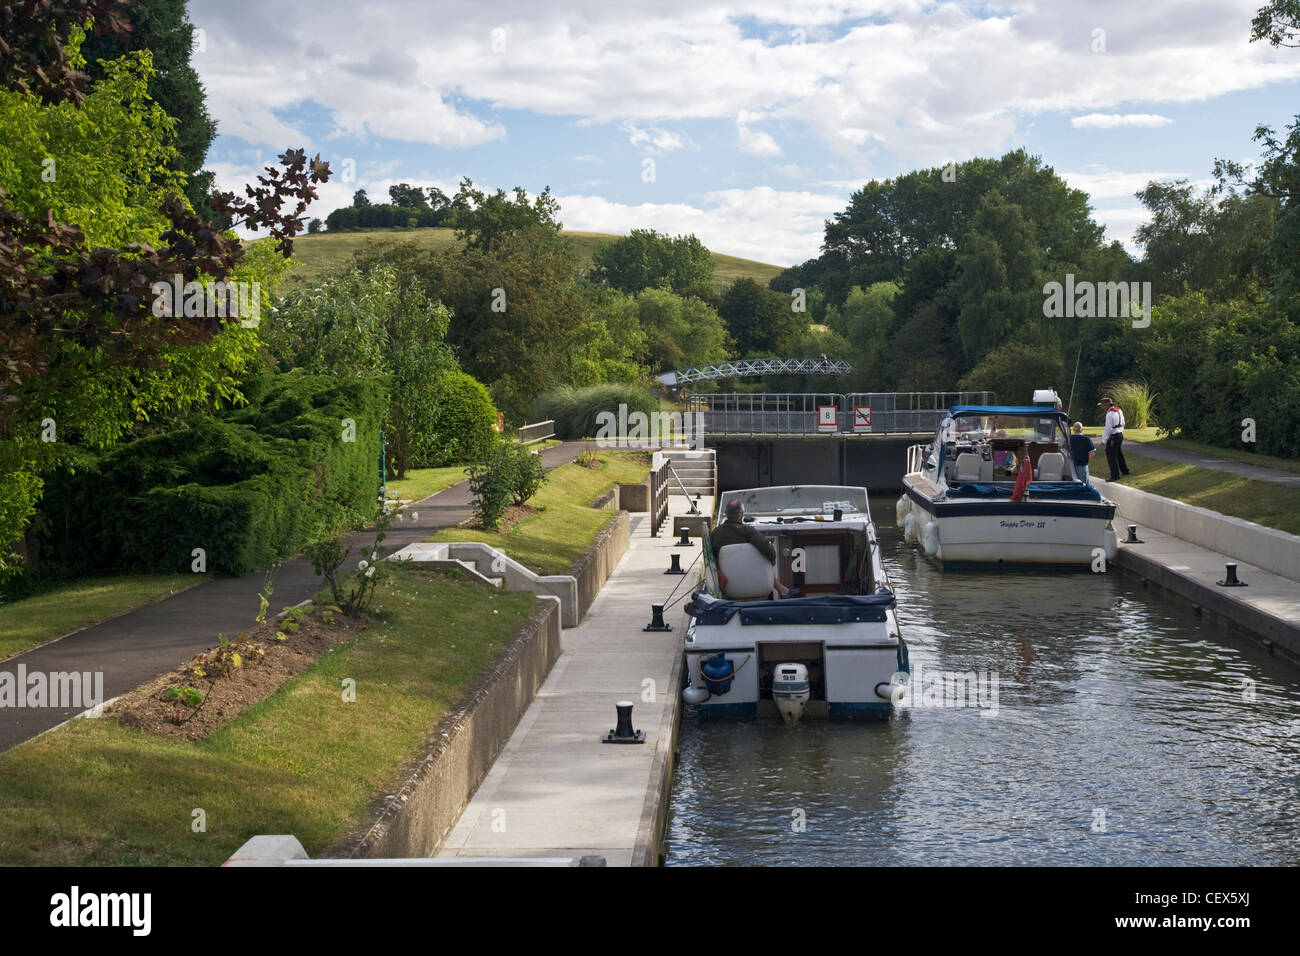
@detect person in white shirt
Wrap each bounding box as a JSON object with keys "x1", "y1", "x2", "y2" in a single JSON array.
[{"x1": 1098, "y1": 397, "x2": 1130, "y2": 481}]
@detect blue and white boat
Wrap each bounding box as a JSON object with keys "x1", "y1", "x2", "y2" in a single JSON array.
[
  {"x1": 681, "y1": 485, "x2": 908, "y2": 724},
  {"x1": 897, "y1": 403, "x2": 1118, "y2": 567}
]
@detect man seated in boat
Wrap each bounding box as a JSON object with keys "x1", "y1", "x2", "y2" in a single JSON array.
[{"x1": 710, "y1": 499, "x2": 791, "y2": 598}]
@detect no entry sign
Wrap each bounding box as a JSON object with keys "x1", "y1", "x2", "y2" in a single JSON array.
[{"x1": 854, "y1": 405, "x2": 872, "y2": 431}]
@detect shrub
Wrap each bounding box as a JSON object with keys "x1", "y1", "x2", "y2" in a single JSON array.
[
  {"x1": 29, "y1": 373, "x2": 384, "y2": 579},
  {"x1": 1102, "y1": 379, "x2": 1157, "y2": 429},
  {"x1": 411, "y1": 370, "x2": 499, "y2": 468},
  {"x1": 505, "y1": 444, "x2": 546, "y2": 506},
  {"x1": 531, "y1": 383, "x2": 659, "y2": 440},
  {"x1": 465, "y1": 442, "x2": 512, "y2": 530}
]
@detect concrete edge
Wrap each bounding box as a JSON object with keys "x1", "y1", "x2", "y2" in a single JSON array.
[
  {"x1": 321, "y1": 595, "x2": 561, "y2": 859},
  {"x1": 630, "y1": 645, "x2": 685, "y2": 868},
  {"x1": 1114, "y1": 547, "x2": 1300, "y2": 664},
  {"x1": 568, "y1": 510, "x2": 632, "y2": 621}
]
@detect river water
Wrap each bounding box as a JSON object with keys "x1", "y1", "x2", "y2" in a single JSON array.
[{"x1": 664, "y1": 501, "x2": 1300, "y2": 866}]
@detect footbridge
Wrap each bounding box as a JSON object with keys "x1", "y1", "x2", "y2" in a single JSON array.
[{"x1": 656, "y1": 356, "x2": 852, "y2": 386}]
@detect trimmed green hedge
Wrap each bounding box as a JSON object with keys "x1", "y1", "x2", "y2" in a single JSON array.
[
  {"x1": 411, "y1": 369, "x2": 499, "y2": 468},
  {"x1": 530, "y1": 383, "x2": 659, "y2": 440},
  {"x1": 30, "y1": 372, "x2": 384, "y2": 578}
]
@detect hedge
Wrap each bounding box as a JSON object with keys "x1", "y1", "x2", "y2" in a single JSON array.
[
  {"x1": 530, "y1": 383, "x2": 659, "y2": 440},
  {"x1": 29, "y1": 372, "x2": 385, "y2": 579},
  {"x1": 410, "y1": 369, "x2": 498, "y2": 468}
]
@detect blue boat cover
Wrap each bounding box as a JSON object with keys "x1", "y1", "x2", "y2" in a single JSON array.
[
  {"x1": 949, "y1": 405, "x2": 1070, "y2": 418},
  {"x1": 945, "y1": 481, "x2": 1103, "y2": 501},
  {"x1": 686, "y1": 591, "x2": 895, "y2": 626}
]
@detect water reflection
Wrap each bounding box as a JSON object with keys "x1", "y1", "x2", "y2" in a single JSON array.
[{"x1": 665, "y1": 501, "x2": 1300, "y2": 866}]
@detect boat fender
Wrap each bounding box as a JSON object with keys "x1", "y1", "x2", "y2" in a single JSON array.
[
  {"x1": 682, "y1": 685, "x2": 710, "y2": 705},
  {"x1": 903, "y1": 512, "x2": 916, "y2": 543},
  {"x1": 922, "y1": 521, "x2": 940, "y2": 557},
  {"x1": 1103, "y1": 528, "x2": 1118, "y2": 562},
  {"x1": 895, "y1": 495, "x2": 909, "y2": 528}
]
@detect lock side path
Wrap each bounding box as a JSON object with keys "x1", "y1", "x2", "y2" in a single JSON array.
[{"x1": 437, "y1": 496, "x2": 712, "y2": 866}]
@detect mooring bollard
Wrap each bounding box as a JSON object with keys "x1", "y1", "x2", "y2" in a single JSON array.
[
  {"x1": 676, "y1": 526, "x2": 693, "y2": 547},
  {"x1": 643, "y1": 603, "x2": 672, "y2": 632},
  {"x1": 1217, "y1": 562, "x2": 1248, "y2": 587},
  {"x1": 601, "y1": 700, "x2": 645, "y2": 744},
  {"x1": 1125, "y1": 524, "x2": 1144, "y2": 544},
  {"x1": 665, "y1": 553, "x2": 685, "y2": 575}
]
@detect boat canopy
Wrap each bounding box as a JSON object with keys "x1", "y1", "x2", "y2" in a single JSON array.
[
  {"x1": 685, "y1": 591, "x2": 894, "y2": 626},
  {"x1": 727, "y1": 485, "x2": 869, "y2": 516},
  {"x1": 945, "y1": 481, "x2": 1103, "y2": 501},
  {"x1": 949, "y1": 405, "x2": 1070, "y2": 419}
]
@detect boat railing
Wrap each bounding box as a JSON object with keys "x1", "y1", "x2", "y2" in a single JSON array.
[{"x1": 905, "y1": 443, "x2": 928, "y2": 475}]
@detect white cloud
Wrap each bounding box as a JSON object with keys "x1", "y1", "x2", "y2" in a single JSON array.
[
  {"x1": 738, "y1": 123, "x2": 783, "y2": 157},
  {"x1": 556, "y1": 185, "x2": 844, "y2": 264},
  {"x1": 624, "y1": 123, "x2": 691, "y2": 152},
  {"x1": 1070, "y1": 113, "x2": 1174, "y2": 129}
]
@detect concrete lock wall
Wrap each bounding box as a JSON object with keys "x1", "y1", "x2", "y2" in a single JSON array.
[
  {"x1": 570, "y1": 510, "x2": 631, "y2": 620},
  {"x1": 1101, "y1": 480, "x2": 1300, "y2": 583},
  {"x1": 712, "y1": 437, "x2": 916, "y2": 494},
  {"x1": 325, "y1": 595, "x2": 564, "y2": 860}
]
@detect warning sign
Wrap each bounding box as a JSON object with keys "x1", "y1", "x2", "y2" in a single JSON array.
[
  {"x1": 853, "y1": 405, "x2": 872, "y2": 432},
  {"x1": 817, "y1": 405, "x2": 837, "y2": 432}
]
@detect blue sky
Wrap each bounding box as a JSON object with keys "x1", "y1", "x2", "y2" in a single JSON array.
[{"x1": 190, "y1": 0, "x2": 1300, "y2": 266}]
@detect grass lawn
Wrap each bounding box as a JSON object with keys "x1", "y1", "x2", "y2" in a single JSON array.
[
  {"x1": 273, "y1": 227, "x2": 785, "y2": 294},
  {"x1": 1079, "y1": 427, "x2": 1299, "y2": 474},
  {"x1": 0, "y1": 574, "x2": 195, "y2": 662},
  {"x1": 427, "y1": 450, "x2": 650, "y2": 575},
  {"x1": 385, "y1": 464, "x2": 467, "y2": 502},
  {"x1": 0, "y1": 567, "x2": 535, "y2": 865},
  {"x1": 1116, "y1": 450, "x2": 1300, "y2": 536}
]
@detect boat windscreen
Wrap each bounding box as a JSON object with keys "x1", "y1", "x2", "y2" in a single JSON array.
[{"x1": 728, "y1": 485, "x2": 869, "y2": 516}]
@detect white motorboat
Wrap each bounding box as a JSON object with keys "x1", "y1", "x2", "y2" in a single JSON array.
[
  {"x1": 681, "y1": 485, "x2": 908, "y2": 720},
  {"x1": 897, "y1": 403, "x2": 1118, "y2": 567}
]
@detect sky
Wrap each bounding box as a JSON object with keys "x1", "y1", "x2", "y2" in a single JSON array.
[{"x1": 189, "y1": 0, "x2": 1300, "y2": 267}]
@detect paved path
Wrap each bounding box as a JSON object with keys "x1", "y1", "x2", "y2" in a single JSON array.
[
  {"x1": 437, "y1": 496, "x2": 711, "y2": 866},
  {"x1": 0, "y1": 441, "x2": 591, "y2": 753},
  {"x1": 1123, "y1": 440, "x2": 1300, "y2": 488}
]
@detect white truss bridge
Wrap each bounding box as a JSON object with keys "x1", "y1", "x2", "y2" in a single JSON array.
[{"x1": 657, "y1": 356, "x2": 853, "y2": 386}]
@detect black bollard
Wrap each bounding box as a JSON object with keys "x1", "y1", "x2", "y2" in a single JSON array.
[
  {"x1": 1217, "y1": 562, "x2": 1248, "y2": 587},
  {"x1": 602, "y1": 700, "x2": 646, "y2": 744},
  {"x1": 1125, "y1": 524, "x2": 1144, "y2": 544},
  {"x1": 833, "y1": 508, "x2": 843, "y2": 522},
  {"x1": 665, "y1": 552, "x2": 685, "y2": 575},
  {"x1": 676, "y1": 526, "x2": 693, "y2": 547},
  {"x1": 643, "y1": 603, "x2": 672, "y2": 632}
]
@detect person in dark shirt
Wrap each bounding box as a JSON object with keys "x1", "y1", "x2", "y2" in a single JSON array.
[
  {"x1": 710, "y1": 499, "x2": 789, "y2": 597},
  {"x1": 1068, "y1": 422, "x2": 1095, "y2": 483}
]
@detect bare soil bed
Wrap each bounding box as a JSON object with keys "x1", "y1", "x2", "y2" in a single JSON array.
[{"x1": 107, "y1": 607, "x2": 371, "y2": 741}]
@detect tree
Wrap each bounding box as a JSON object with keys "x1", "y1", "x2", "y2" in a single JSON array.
[
  {"x1": 353, "y1": 188, "x2": 370, "y2": 207},
  {"x1": 629, "y1": 288, "x2": 732, "y2": 371},
  {"x1": 825, "y1": 281, "x2": 899, "y2": 388},
  {"x1": 81, "y1": 0, "x2": 217, "y2": 212},
  {"x1": 1252, "y1": 0, "x2": 1300, "y2": 46},
  {"x1": 308, "y1": 217, "x2": 323, "y2": 234},
  {"x1": 588, "y1": 229, "x2": 715, "y2": 294},
  {"x1": 0, "y1": 13, "x2": 328, "y2": 580},
  {"x1": 451, "y1": 177, "x2": 561, "y2": 252},
  {"x1": 388, "y1": 182, "x2": 429, "y2": 209},
  {"x1": 268, "y1": 266, "x2": 458, "y2": 478},
  {"x1": 957, "y1": 340, "x2": 1064, "y2": 408},
  {"x1": 719, "y1": 278, "x2": 804, "y2": 355}
]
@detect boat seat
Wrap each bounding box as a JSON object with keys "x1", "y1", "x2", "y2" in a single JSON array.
[
  {"x1": 717, "y1": 544, "x2": 777, "y2": 601},
  {"x1": 955, "y1": 453, "x2": 982, "y2": 483},
  {"x1": 1036, "y1": 451, "x2": 1067, "y2": 481}
]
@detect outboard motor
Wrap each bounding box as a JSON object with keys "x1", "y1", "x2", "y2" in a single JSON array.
[
  {"x1": 772, "y1": 663, "x2": 810, "y2": 727},
  {"x1": 700, "y1": 653, "x2": 735, "y2": 696}
]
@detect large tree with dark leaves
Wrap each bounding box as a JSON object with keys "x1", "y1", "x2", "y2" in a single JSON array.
[
  {"x1": 80, "y1": 0, "x2": 218, "y2": 213},
  {"x1": 0, "y1": 2, "x2": 329, "y2": 579}
]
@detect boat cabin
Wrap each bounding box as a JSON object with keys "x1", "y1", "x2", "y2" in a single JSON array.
[{"x1": 933, "y1": 406, "x2": 1080, "y2": 486}]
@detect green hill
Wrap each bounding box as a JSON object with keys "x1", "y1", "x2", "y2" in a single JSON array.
[{"x1": 271, "y1": 227, "x2": 787, "y2": 294}]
